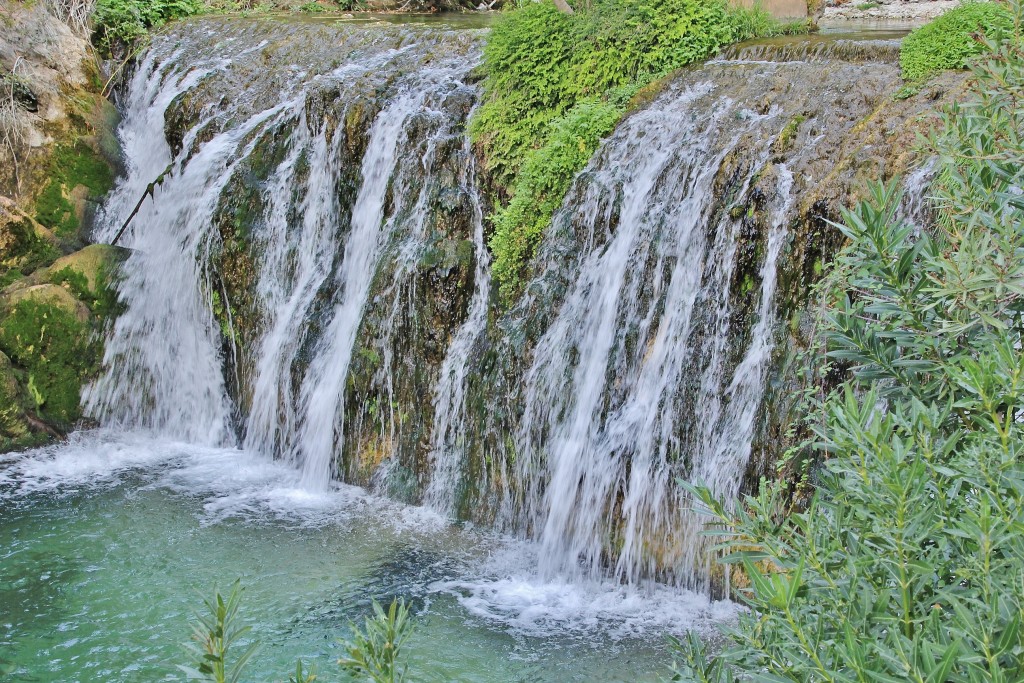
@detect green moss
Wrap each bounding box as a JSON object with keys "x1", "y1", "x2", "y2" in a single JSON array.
[
  {"x1": 210, "y1": 289, "x2": 236, "y2": 341},
  {"x1": 455, "y1": 239, "x2": 475, "y2": 272},
  {"x1": 0, "y1": 300, "x2": 100, "y2": 427},
  {"x1": 740, "y1": 273, "x2": 756, "y2": 297},
  {"x1": 774, "y1": 114, "x2": 806, "y2": 153},
  {"x1": 49, "y1": 266, "x2": 92, "y2": 301},
  {"x1": 34, "y1": 180, "x2": 79, "y2": 236},
  {"x1": 1, "y1": 218, "x2": 60, "y2": 275},
  {"x1": 52, "y1": 141, "x2": 115, "y2": 199},
  {"x1": 419, "y1": 245, "x2": 444, "y2": 270},
  {"x1": 899, "y1": 2, "x2": 1014, "y2": 81},
  {"x1": 34, "y1": 142, "x2": 115, "y2": 238}
]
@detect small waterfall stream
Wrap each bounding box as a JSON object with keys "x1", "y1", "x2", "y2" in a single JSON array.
[{"x1": 83, "y1": 17, "x2": 933, "y2": 590}]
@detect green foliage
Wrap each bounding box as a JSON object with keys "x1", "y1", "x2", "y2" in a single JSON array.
[
  {"x1": 489, "y1": 98, "x2": 622, "y2": 300},
  {"x1": 93, "y1": 0, "x2": 205, "y2": 53},
  {"x1": 0, "y1": 299, "x2": 99, "y2": 426},
  {"x1": 473, "y1": 0, "x2": 792, "y2": 300},
  {"x1": 299, "y1": 1, "x2": 326, "y2": 11},
  {"x1": 899, "y1": 1, "x2": 1014, "y2": 81},
  {"x1": 289, "y1": 660, "x2": 318, "y2": 683},
  {"x1": 179, "y1": 581, "x2": 259, "y2": 683},
  {"x1": 673, "y1": 14, "x2": 1024, "y2": 682},
  {"x1": 338, "y1": 599, "x2": 414, "y2": 683},
  {"x1": 474, "y1": 0, "x2": 777, "y2": 187}
]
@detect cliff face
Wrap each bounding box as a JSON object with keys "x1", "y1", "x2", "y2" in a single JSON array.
[{"x1": 0, "y1": 1, "x2": 124, "y2": 450}]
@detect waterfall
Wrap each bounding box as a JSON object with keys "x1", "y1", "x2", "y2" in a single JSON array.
[
  {"x1": 501, "y1": 81, "x2": 797, "y2": 586},
  {"x1": 85, "y1": 19, "x2": 485, "y2": 469},
  {"x1": 83, "y1": 48, "x2": 292, "y2": 445},
  {"x1": 84, "y1": 16, "x2": 937, "y2": 588}
]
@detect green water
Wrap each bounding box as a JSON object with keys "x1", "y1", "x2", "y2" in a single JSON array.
[{"x1": 0, "y1": 433, "x2": 734, "y2": 682}]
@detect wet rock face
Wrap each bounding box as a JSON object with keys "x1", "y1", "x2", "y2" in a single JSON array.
[{"x1": 453, "y1": 44, "x2": 967, "y2": 582}]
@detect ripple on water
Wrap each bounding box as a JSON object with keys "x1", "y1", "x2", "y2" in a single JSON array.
[{"x1": 0, "y1": 432, "x2": 739, "y2": 682}]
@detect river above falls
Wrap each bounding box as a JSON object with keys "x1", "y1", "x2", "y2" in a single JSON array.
[{"x1": 0, "y1": 432, "x2": 737, "y2": 682}]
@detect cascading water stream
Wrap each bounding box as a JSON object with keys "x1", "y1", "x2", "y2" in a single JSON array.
[
  {"x1": 81, "y1": 16, "x2": 941, "y2": 594},
  {"x1": 423, "y1": 134, "x2": 490, "y2": 517},
  {"x1": 505, "y1": 83, "x2": 797, "y2": 586},
  {"x1": 83, "y1": 48, "x2": 294, "y2": 444},
  {"x1": 292, "y1": 91, "x2": 423, "y2": 490}
]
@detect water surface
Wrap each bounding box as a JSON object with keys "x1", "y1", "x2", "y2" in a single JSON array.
[{"x1": 0, "y1": 433, "x2": 736, "y2": 682}]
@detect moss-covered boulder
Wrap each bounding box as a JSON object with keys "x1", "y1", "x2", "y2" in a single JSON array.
[
  {"x1": 0, "y1": 242, "x2": 125, "y2": 448},
  {"x1": 5, "y1": 283, "x2": 91, "y2": 322}
]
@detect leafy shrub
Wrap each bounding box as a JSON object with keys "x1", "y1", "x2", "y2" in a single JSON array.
[
  {"x1": 180, "y1": 583, "x2": 411, "y2": 683},
  {"x1": 180, "y1": 581, "x2": 259, "y2": 683},
  {"x1": 472, "y1": 0, "x2": 794, "y2": 300},
  {"x1": 674, "y1": 11, "x2": 1024, "y2": 682},
  {"x1": 899, "y1": 1, "x2": 1014, "y2": 80},
  {"x1": 489, "y1": 98, "x2": 623, "y2": 300},
  {"x1": 338, "y1": 598, "x2": 414, "y2": 683},
  {"x1": 93, "y1": 0, "x2": 205, "y2": 53}
]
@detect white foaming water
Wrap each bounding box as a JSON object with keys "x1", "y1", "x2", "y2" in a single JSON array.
[
  {"x1": 506, "y1": 82, "x2": 798, "y2": 587},
  {"x1": 0, "y1": 431, "x2": 738, "y2": 645}
]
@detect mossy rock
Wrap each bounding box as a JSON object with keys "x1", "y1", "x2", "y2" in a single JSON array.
[
  {"x1": 4, "y1": 283, "x2": 91, "y2": 322},
  {"x1": 33, "y1": 140, "x2": 115, "y2": 242},
  {"x1": 43, "y1": 244, "x2": 127, "y2": 294},
  {"x1": 0, "y1": 298, "x2": 101, "y2": 428},
  {"x1": 0, "y1": 203, "x2": 61, "y2": 278},
  {"x1": 0, "y1": 350, "x2": 30, "y2": 443}
]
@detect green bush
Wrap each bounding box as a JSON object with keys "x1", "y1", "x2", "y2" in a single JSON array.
[
  {"x1": 489, "y1": 98, "x2": 623, "y2": 300},
  {"x1": 674, "y1": 11, "x2": 1024, "y2": 682},
  {"x1": 899, "y1": 1, "x2": 1014, "y2": 81},
  {"x1": 93, "y1": 0, "x2": 205, "y2": 53},
  {"x1": 472, "y1": 0, "x2": 794, "y2": 301}
]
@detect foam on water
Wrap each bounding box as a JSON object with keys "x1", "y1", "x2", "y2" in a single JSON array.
[{"x1": 0, "y1": 432, "x2": 739, "y2": 646}]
